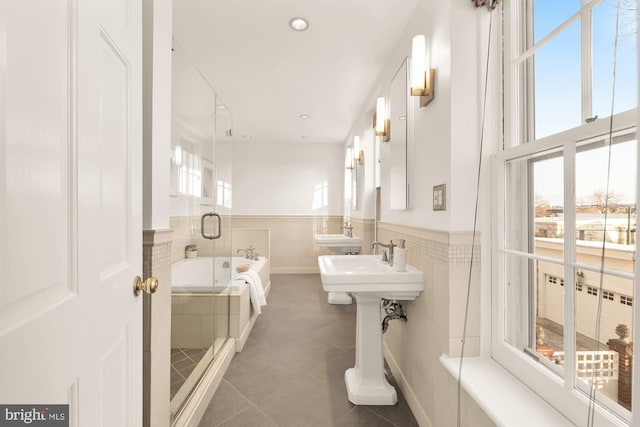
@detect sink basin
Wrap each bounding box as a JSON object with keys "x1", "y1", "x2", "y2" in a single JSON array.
[
  {"x1": 314, "y1": 235, "x2": 363, "y2": 305},
  {"x1": 313, "y1": 234, "x2": 361, "y2": 254},
  {"x1": 317, "y1": 254, "x2": 425, "y2": 406},
  {"x1": 318, "y1": 255, "x2": 424, "y2": 299}
]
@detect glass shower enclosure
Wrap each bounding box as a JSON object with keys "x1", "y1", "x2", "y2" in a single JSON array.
[{"x1": 169, "y1": 44, "x2": 233, "y2": 421}]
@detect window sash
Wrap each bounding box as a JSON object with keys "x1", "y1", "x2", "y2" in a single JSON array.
[{"x1": 496, "y1": 1, "x2": 638, "y2": 422}]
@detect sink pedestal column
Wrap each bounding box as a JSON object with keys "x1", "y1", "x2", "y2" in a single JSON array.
[{"x1": 345, "y1": 293, "x2": 397, "y2": 405}]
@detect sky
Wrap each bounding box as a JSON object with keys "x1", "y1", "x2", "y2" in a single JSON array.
[
  {"x1": 534, "y1": 139, "x2": 637, "y2": 206},
  {"x1": 531, "y1": 0, "x2": 638, "y2": 206}
]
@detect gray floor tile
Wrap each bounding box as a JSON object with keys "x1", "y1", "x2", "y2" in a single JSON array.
[
  {"x1": 309, "y1": 319, "x2": 357, "y2": 351},
  {"x1": 224, "y1": 356, "x2": 305, "y2": 403},
  {"x1": 365, "y1": 397, "x2": 420, "y2": 427},
  {"x1": 335, "y1": 407, "x2": 396, "y2": 427},
  {"x1": 253, "y1": 374, "x2": 353, "y2": 427},
  {"x1": 214, "y1": 407, "x2": 279, "y2": 427},
  {"x1": 198, "y1": 380, "x2": 252, "y2": 426},
  {"x1": 173, "y1": 357, "x2": 196, "y2": 372}
]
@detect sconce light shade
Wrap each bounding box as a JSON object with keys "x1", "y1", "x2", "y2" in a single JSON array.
[
  {"x1": 375, "y1": 97, "x2": 391, "y2": 142},
  {"x1": 411, "y1": 34, "x2": 436, "y2": 107},
  {"x1": 375, "y1": 98, "x2": 385, "y2": 134},
  {"x1": 353, "y1": 136, "x2": 364, "y2": 165},
  {"x1": 345, "y1": 147, "x2": 354, "y2": 170}
]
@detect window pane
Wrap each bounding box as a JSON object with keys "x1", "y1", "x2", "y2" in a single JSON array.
[
  {"x1": 533, "y1": 0, "x2": 581, "y2": 44},
  {"x1": 534, "y1": 21, "x2": 582, "y2": 139},
  {"x1": 504, "y1": 253, "x2": 536, "y2": 350},
  {"x1": 575, "y1": 138, "x2": 637, "y2": 272},
  {"x1": 592, "y1": 0, "x2": 638, "y2": 119},
  {"x1": 534, "y1": 154, "x2": 565, "y2": 262},
  {"x1": 505, "y1": 150, "x2": 565, "y2": 260},
  {"x1": 574, "y1": 273, "x2": 634, "y2": 410},
  {"x1": 505, "y1": 156, "x2": 532, "y2": 253},
  {"x1": 536, "y1": 262, "x2": 565, "y2": 355},
  {"x1": 504, "y1": 252, "x2": 565, "y2": 373}
]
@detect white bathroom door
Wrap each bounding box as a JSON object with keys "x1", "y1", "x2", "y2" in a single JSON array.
[{"x1": 0, "y1": 1, "x2": 144, "y2": 426}]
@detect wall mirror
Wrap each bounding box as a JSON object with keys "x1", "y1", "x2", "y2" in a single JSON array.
[{"x1": 389, "y1": 58, "x2": 410, "y2": 210}]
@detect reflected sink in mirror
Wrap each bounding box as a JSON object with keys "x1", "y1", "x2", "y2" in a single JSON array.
[
  {"x1": 313, "y1": 234, "x2": 361, "y2": 255},
  {"x1": 318, "y1": 255, "x2": 424, "y2": 300}
]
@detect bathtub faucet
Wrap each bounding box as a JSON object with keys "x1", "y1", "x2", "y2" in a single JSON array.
[{"x1": 236, "y1": 245, "x2": 258, "y2": 260}]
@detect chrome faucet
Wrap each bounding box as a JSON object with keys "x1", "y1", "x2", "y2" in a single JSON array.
[
  {"x1": 236, "y1": 245, "x2": 257, "y2": 260},
  {"x1": 342, "y1": 222, "x2": 354, "y2": 237},
  {"x1": 371, "y1": 240, "x2": 396, "y2": 266}
]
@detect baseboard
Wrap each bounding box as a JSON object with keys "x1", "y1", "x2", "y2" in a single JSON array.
[
  {"x1": 236, "y1": 280, "x2": 270, "y2": 352},
  {"x1": 172, "y1": 339, "x2": 235, "y2": 427},
  {"x1": 383, "y1": 342, "x2": 433, "y2": 427},
  {"x1": 236, "y1": 316, "x2": 253, "y2": 352}
]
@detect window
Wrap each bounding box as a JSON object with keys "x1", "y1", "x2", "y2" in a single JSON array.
[
  {"x1": 496, "y1": 1, "x2": 637, "y2": 424},
  {"x1": 216, "y1": 180, "x2": 232, "y2": 209},
  {"x1": 620, "y1": 295, "x2": 633, "y2": 307},
  {"x1": 312, "y1": 180, "x2": 329, "y2": 210},
  {"x1": 177, "y1": 149, "x2": 202, "y2": 198},
  {"x1": 602, "y1": 291, "x2": 614, "y2": 301}
]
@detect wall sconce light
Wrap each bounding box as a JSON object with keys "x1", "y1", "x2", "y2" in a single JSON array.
[
  {"x1": 345, "y1": 147, "x2": 355, "y2": 170},
  {"x1": 353, "y1": 136, "x2": 364, "y2": 165},
  {"x1": 374, "y1": 97, "x2": 390, "y2": 142},
  {"x1": 411, "y1": 34, "x2": 436, "y2": 107}
]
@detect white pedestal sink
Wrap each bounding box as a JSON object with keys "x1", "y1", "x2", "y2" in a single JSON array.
[
  {"x1": 317, "y1": 255, "x2": 424, "y2": 405},
  {"x1": 314, "y1": 234, "x2": 362, "y2": 305}
]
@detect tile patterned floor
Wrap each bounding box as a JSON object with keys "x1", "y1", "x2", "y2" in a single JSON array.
[
  {"x1": 171, "y1": 347, "x2": 208, "y2": 399},
  {"x1": 198, "y1": 274, "x2": 418, "y2": 427}
]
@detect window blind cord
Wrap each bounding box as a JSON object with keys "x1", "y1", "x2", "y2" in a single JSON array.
[
  {"x1": 587, "y1": 3, "x2": 620, "y2": 426},
  {"x1": 456, "y1": 10, "x2": 494, "y2": 427}
]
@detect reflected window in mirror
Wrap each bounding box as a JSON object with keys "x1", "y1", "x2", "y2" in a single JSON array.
[{"x1": 388, "y1": 58, "x2": 410, "y2": 210}]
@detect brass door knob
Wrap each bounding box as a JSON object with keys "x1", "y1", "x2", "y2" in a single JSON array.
[{"x1": 133, "y1": 276, "x2": 159, "y2": 296}]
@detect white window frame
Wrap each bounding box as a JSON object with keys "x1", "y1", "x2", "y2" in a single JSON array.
[{"x1": 493, "y1": 1, "x2": 639, "y2": 425}]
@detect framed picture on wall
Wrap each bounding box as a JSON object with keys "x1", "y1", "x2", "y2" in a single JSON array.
[{"x1": 201, "y1": 158, "x2": 214, "y2": 206}]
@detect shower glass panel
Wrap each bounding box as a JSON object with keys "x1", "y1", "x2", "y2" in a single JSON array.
[{"x1": 169, "y1": 45, "x2": 233, "y2": 421}]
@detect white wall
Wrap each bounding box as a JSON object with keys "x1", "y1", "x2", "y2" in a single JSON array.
[
  {"x1": 232, "y1": 142, "x2": 344, "y2": 216},
  {"x1": 345, "y1": 0, "x2": 499, "y2": 233},
  {"x1": 143, "y1": 0, "x2": 173, "y2": 230},
  {"x1": 340, "y1": 0, "x2": 502, "y2": 425}
]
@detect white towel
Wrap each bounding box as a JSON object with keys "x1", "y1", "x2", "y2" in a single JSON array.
[{"x1": 237, "y1": 270, "x2": 266, "y2": 315}]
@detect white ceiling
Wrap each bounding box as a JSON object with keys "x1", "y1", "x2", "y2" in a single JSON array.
[{"x1": 172, "y1": 0, "x2": 420, "y2": 145}]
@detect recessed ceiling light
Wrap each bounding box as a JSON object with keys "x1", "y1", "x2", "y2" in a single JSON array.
[
  {"x1": 289, "y1": 17, "x2": 309, "y2": 32},
  {"x1": 243, "y1": 135, "x2": 251, "y2": 141},
  {"x1": 299, "y1": 114, "x2": 310, "y2": 119},
  {"x1": 300, "y1": 136, "x2": 310, "y2": 141}
]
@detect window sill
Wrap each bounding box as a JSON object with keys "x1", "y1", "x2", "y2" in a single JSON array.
[{"x1": 440, "y1": 355, "x2": 574, "y2": 427}]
